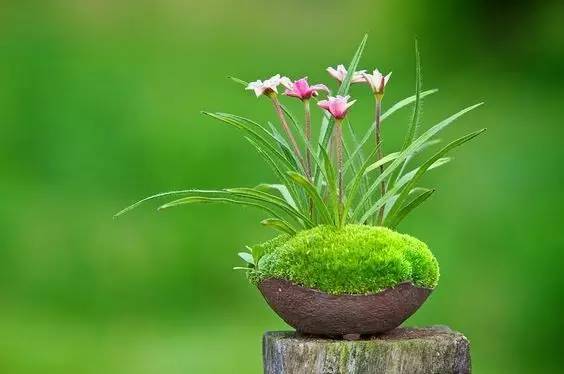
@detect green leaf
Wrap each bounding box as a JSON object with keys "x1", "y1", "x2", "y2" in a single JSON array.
[
  {"x1": 344, "y1": 89, "x2": 438, "y2": 172},
  {"x1": 228, "y1": 76, "x2": 248, "y2": 86},
  {"x1": 157, "y1": 196, "x2": 284, "y2": 221},
  {"x1": 357, "y1": 156, "x2": 452, "y2": 223},
  {"x1": 319, "y1": 144, "x2": 339, "y2": 224},
  {"x1": 386, "y1": 189, "x2": 435, "y2": 229},
  {"x1": 403, "y1": 39, "x2": 423, "y2": 150},
  {"x1": 261, "y1": 218, "x2": 297, "y2": 235},
  {"x1": 238, "y1": 252, "x2": 254, "y2": 265},
  {"x1": 203, "y1": 112, "x2": 297, "y2": 172},
  {"x1": 388, "y1": 40, "x2": 424, "y2": 188},
  {"x1": 244, "y1": 136, "x2": 303, "y2": 207},
  {"x1": 287, "y1": 171, "x2": 333, "y2": 225},
  {"x1": 114, "y1": 189, "x2": 223, "y2": 218},
  {"x1": 385, "y1": 128, "x2": 487, "y2": 223},
  {"x1": 364, "y1": 152, "x2": 400, "y2": 175},
  {"x1": 226, "y1": 187, "x2": 313, "y2": 228},
  {"x1": 365, "y1": 140, "x2": 442, "y2": 176},
  {"x1": 317, "y1": 34, "x2": 368, "y2": 173},
  {"x1": 255, "y1": 184, "x2": 298, "y2": 210},
  {"x1": 233, "y1": 267, "x2": 251, "y2": 271},
  {"x1": 342, "y1": 149, "x2": 377, "y2": 223},
  {"x1": 266, "y1": 122, "x2": 301, "y2": 171},
  {"x1": 354, "y1": 102, "x2": 484, "y2": 215}
]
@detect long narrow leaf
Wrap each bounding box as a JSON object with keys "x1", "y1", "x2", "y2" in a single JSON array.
[
  {"x1": 342, "y1": 149, "x2": 377, "y2": 223},
  {"x1": 387, "y1": 189, "x2": 435, "y2": 229},
  {"x1": 114, "y1": 189, "x2": 223, "y2": 218},
  {"x1": 364, "y1": 152, "x2": 400, "y2": 174},
  {"x1": 245, "y1": 136, "x2": 306, "y2": 211},
  {"x1": 344, "y1": 89, "x2": 438, "y2": 172},
  {"x1": 228, "y1": 76, "x2": 248, "y2": 86},
  {"x1": 158, "y1": 196, "x2": 285, "y2": 222},
  {"x1": 357, "y1": 157, "x2": 452, "y2": 223},
  {"x1": 388, "y1": 40, "x2": 423, "y2": 188},
  {"x1": 354, "y1": 102, "x2": 484, "y2": 215},
  {"x1": 203, "y1": 112, "x2": 298, "y2": 172},
  {"x1": 287, "y1": 171, "x2": 333, "y2": 225},
  {"x1": 403, "y1": 40, "x2": 423, "y2": 149},
  {"x1": 255, "y1": 184, "x2": 297, "y2": 210},
  {"x1": 319, "y1": 144, "x2": 339, "y2": 224},
  {"x1": 317, "y1": 35, "x2": 368, "y2": 174},
  {"x1": 226, "y1": 187, "x2": 313, "y2": 228},
  {"x1": 261, "y1": 218, "x2": 297, "y2": 235},
  {"x1": 385, "y1": 128, "x2": 487, "y2": 222}
]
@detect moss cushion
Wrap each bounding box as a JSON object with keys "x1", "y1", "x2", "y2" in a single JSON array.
[{"x1": 249, "y1": 224, "x2": 439, "y2": 295}]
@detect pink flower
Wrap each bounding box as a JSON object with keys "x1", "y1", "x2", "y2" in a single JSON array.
[
  {"x1": 246, "y1": 74, "x2": 288, "y2": 97},
  {"x1": 318, "y1": 95, "x2": 356, "y2": 120},
  {"x1": 362, "y1": 69, "x2": 391, "y2": 95},
  {"x1": 281, "y1": 77, "x2": 329, "y2": 101},
  {"x1": 326, "y1": 64, "x2": 366, "y2": 84}
]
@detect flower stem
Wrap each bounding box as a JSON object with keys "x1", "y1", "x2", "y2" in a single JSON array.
[
  {"x1": 304, "y1": 99, "x2": 313, "y2": 218},
  {"x1": 303, "y1": 99, "x2": 312, "y2": 179},
  {"x1": 374, "y1": 95, "x2": 386, "y2": 225},
  {"x1": 270, "y1": 94, "x2": 305, "y2": 169},
  {"x1": 335, "y1": 119, "x2": 344, "y2": 226}
]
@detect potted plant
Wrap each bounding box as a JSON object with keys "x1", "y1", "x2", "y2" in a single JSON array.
[{"x1": 115, "y1": 35, "x2": 484, "y2": 339}]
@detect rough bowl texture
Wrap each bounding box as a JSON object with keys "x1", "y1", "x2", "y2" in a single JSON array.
[{"x1": 258, "y1": 278, "x2": 432, "y2": 337}]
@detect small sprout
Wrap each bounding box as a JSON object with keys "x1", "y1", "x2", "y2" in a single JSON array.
[{"x1": 238, "y1": 252, "x2": 254, "y2": 265}]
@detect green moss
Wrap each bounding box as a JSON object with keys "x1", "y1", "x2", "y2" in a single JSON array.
[{"x1": 249, "y1": 224, "x2": 439, "y2": 295}]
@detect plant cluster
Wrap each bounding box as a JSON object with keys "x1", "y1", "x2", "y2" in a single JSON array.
[
  {"x1": 246, "y1": 225, "x2": 439, "y2": 294},
  {"x1": 116, "y1": 36, "x2": 485, "y2": 238}
]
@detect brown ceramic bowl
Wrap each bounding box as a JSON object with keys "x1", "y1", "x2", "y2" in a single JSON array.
[{"x1": 258, "y1": 278, "x2": 432, "y2": 338}]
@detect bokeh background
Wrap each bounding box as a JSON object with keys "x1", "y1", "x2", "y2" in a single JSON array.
[{"x1": 1, "y1": 1, "x2": 563, "y2": 373}]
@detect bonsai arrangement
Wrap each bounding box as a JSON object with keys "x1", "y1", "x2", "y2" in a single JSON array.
[{"x1": 116, "y1": 36, "x2": 484, "y2": 339}]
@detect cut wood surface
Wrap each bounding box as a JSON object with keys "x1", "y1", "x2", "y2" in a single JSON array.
[{"x1": 263, "y1": 325, "x2": 470, "y2": 374}]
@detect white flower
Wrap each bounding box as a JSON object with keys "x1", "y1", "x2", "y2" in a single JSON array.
[
  {"x1": 326, "y1": 64, "x2": 366, "y2": 84},
  {"x1": 246, "y1": 74, "x2": 289, "y2": 97},
  {"x1": 362, "y1": 69, "x2": 391, "y2": 94}
]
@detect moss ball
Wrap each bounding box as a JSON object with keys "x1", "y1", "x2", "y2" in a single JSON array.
[{"x1": 249, "y1": 224, "x2": 439, "y2": 295}]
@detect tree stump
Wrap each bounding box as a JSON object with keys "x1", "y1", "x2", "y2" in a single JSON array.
[{"x1": 263, "y1": 325, "x2": 470, "y2": 374}]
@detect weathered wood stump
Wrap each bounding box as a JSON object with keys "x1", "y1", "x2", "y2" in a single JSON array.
[{"x1": 263, "y1": 326, "x2": 470, "y2": 374}]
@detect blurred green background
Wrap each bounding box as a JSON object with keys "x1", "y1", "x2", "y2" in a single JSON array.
[{"x1": 1, "y1": 0, "x2": 563, "y2": 373}]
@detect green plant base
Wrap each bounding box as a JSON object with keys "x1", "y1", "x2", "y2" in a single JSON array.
[{"x1": 249, "y1": 224, "x2": 439, "y2": 295}]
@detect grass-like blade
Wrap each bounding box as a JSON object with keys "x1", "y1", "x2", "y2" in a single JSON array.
[
  {"x1": 255, "y1": 184, "x2": 297, "y2": 210},
  {"x1": 385, "y1": 128, "x2": 487, "y2": 222},
  {"x1": 226, "y1": 187, "x2": 313, "y2": 228},
  {"x1": 222, "y1": 113, "x2": 303, "y2": 172},
  {"x1": 403, "y1": 40, "x2": 423, "y2": 150},
  {"x1": 261, "y1": 218, "x2": 297, "y2": 235},
  {"x1": 388, "y1": 40, "x2": 423, "y2": 188},
  {"x1": 114, "y1": 189, "x2": 223, "y2": 218},
  {"x1": 344, "y1": 89, "x2": 438, "y2": 172},
  {"x1": 364, "y1": 152, "x2": 400, "y2": 175},
  {"x1": 244, "y1": 137, "x2": 299, "y2": 195},
  {"x1": 354, "y1": 102, "x2": 484, "y2": 214},
  {"x1": 358, "y1": 157, "x2": 452, "y2": 223},
  {"x1": 319, "y1": 144, "x2": 339, "y2": 224},
  {"x1": 386, "y1": 188, "x2": 435, "y2": 229},
  {"x1": 342, "y1": 149, "x2": 377, "y2": 224},
  {"x1": 158, "y1": 196, "x2": 286, "y2": 222},
  {"x1": 287, "y1": 171, "x2": 333, "y2": 225},
  {"x1": 203, "y1": 112, "x2": 298, "y2": 172},
  {"x1": 228, "y1": 76, "x2": 248, "y2": 86},
  {"x1": 316, "y1": 34, "x2": 368, "y2": 177}
]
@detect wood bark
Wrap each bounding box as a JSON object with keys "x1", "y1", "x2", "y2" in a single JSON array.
[{"x1": 263, "y1": 326, "x2": 470, "y2": 374}]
